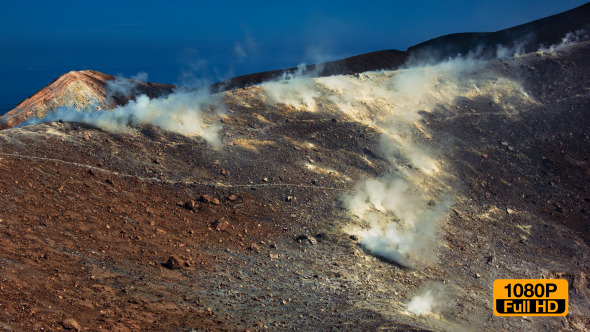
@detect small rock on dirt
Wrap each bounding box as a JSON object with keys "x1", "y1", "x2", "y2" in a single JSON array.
[
  {"x1": 210, "y1": 219, "x2": 229, "y2": 232},
  {"x1": 249, "y1": 243, "x2": 261, "y2": 253},
  {"x1": 163, "y1": 256, "x2": 184, "y2": 269},
  {"x1": 178, "y1": 200, "x2": 196, "y2": 211},
  {"x1": 295, "y1": 234, "x2": 317, "y2": 245},
  {"x1": 62, "y1": 318, "x2": 81, "y2": 331},
  {"x1": 227, "y1": 194, "x2": 238, "y2": 201},
  {"x1": 285, "y1": 195, "x2": 295, "y2": 202}
]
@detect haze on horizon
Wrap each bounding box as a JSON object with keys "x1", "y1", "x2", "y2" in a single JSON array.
[{"x1": 0, "y1": 0, "x2": 587, "y2": 113}]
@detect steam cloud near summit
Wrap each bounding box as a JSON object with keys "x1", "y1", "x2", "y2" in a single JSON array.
[
  {"x1": 262, "y1": 53, "x2": 535, "y2": 267},
  {"x1": 21, "y1": 75, "x2": 223, "y2": 146},
  {"x1": 105, "y1": 72, "x2": 149, "y2": 101}
]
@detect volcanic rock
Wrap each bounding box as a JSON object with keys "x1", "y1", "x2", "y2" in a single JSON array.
[
  {"x1": 163, "y1": 256, "x2": 184, "y2": 269},
  {"x1": 61, "y1": 318, "x2": 81, "y2": 331},
  {"x1": 295, "y1": 235, "x2": 318, "y2": 245}
]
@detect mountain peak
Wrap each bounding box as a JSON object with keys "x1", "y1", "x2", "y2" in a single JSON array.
[{"x1": 0, "y1": 70, "x2": 174, "y2": 129}]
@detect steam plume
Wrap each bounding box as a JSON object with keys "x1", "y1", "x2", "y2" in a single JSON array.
[
  {"x1": 106, "y1": 72, "x2": 149, "y2": 101},
  {"x1": 262, "y1": 54, "x2": 534, "y2": 266},
  {"x1": 407, "y1": 283, "x2": 451, "y2": 316},
  {"x1": 21, "y1": 87, "x2": 223, "y2": 146}
]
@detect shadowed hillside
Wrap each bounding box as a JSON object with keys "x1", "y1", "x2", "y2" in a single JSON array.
[{"x1": 408, "y1": 2, "x2": 590, "y2": 60}]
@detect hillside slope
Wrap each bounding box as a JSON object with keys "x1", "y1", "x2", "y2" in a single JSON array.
[
  {"x1": 0, "y1": 70, "x2": 174, "y2": 130},
  {"x1": 408, "y1": 2, "x2": 590, "y2": 60},
  {"x1": 0, "y1": 41, "x2": 588, "y2": 331}
]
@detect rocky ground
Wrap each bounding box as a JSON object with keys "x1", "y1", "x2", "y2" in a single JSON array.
[{"x1": 0, "y1": 40, "x2": 589, "y2": 331}]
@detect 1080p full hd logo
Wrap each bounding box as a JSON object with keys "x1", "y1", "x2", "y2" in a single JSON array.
[{"x1": 493, "y1": 279, "x2": 568, "y2": 316}]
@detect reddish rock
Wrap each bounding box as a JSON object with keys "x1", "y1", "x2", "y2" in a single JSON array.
[
  {"x1": 62, "y1": 318, "x2": 81, "y2": 331},
  {"x1": 163, "y1": 256, "x2": 184, "y2": 269}
]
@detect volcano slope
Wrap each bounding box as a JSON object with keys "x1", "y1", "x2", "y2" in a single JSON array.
[
  {"x1": 1, "y1": 41, "x2": 590, "y2": 331},
  {"x1": 0, "y1": 70, "x2": 174, "y2": 130}
]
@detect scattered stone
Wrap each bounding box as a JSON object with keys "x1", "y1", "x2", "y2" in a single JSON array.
[
  {"x1": 506, "y1": 208, "x2": 514, "y2": 215},
  {"x1": 210, "y1": 219, "x2": 229, "y2": 232},
  {"x1": 501, "y1": 141, "x2": 509, "y2": 146},
  {"x1": 481, "y1": 154, "x2": 488, "y2": 159},
  {"x1": 62, "y1": 318, "x2": 81, "y2": 331},
  {"x1": 487, "y1": 255, "x2": 495, "y2": 264},
  {"x1": 153, "y1": 158, "x2": 161, "y2": 164},
  {"x1": 285, "y1": 195, "x2": 295, "y2": 202},
  {"x1": 87, "y1": 168, "x2": 96, "y2": 176},
  {"x1": 262, "y1": 177, "x2": 268, "y2": 182},
  {"x1": 349, "y1": 234, "x2": 359, "y2": 241},
  {"x1": 163, "y1": 256, "x2": 183, "y2": 269},
  {"x1": 295, "y1": 234, "x2": 317, "y2": 245},
  {"x1": 474, "y1": 273, "x2": 481, "y2": 279},
  {"x1": 211, "y1": 197, "x2": 221, "y2": 205},
  {"x1": 227, "y1": 194, "x2": 238, "y2": 201},
  {"x1": 249, "y1": 243, "x2": 261, "y2": 253},
  {"x1": 105, "y1": 179, "x2": 114, "y2": 186},
  {"x1": 178, "y1": 200, "x2": 197, "y2": 211},
  {"x1": 199, "y1": 195, "x2": 212, "y2": 203}
]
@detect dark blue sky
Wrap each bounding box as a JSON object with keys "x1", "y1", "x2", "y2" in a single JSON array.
[{"x1": 0, "y1": 1, "x2": 587, "y2": 112}]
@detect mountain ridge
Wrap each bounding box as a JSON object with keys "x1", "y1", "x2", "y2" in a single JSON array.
[{"x1": 3, "y1": 3, "x2": 589, "y2": 130}]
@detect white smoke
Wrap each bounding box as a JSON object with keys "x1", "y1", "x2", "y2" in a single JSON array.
[
  {"x1": 344, "y1": 178, "x2": 452, "y2": 267},
  {"x1": 543, "y1": 29, "x2": 589, "y2": 53},
  {"x1": 407, "y1": 283, "x2": 450, "y2": 316},
  {"x1": 263, "y1": 64, "x2": 322, "y2": 111},
  {"x1": 21, "y1": 88, "x2": 223, "y2": 146},
  {"x1": 261, "y1": 54, "x2": 534, "y2": 267},
  {"x1": 106, "y1": 72, "x2": 149, "y2": 101}
]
